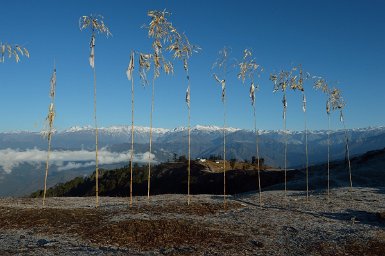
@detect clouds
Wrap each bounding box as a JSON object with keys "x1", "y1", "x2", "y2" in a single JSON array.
[{"x1": 0, "y1": 148, "x2": 155, "y2": 174}]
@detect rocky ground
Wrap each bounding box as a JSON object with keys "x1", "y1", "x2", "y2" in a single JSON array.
[{"x1": 1, "y1": 187, "x2": 385, "y2": 255}]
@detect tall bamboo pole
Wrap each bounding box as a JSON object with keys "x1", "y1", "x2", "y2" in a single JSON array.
[
  {"x1": 327, "y1": 111, "x2": 331, "y2": 198},
  {"x1": 43, "y1": 131, "x2": 52, "y2": 206},
  {"x1": 130, "y1": 75, "x2": 134, "y2": 206},
  {"x1": 187, "y1": 93, "x2": 191, "y2": 205},
  {"x1": 126, "y1": 51, "x2": 135, "y2": 207},
  {"x1": 290, "y1": 65, "x2": 310, "y2": 201},
  {"x1": 328, "y1": 87, "x2": 352, "y2": 192},
  {"x1": 238, "y1": 49, "x2": 262, "y2": 205},
  {"x1": 283, "y1": 92, "x2": 288, "y2": 198},
  {"x1": 43, "y1": 65, "x2": 56, "y2": 207},
  {"x1": 144, "y1": 10, "x2": 176, "y2": 200},
  {"x1": 147, "y1": 76, "x2": 155, "y2": 200},
  {"x1": 253, "y1": 102, "x2": 262, "y2": 205},
  {"x1": 314, "y1": 77, "x2": 332, "y2": 198},
  {"x1": 93, "y1": 61, "x2": 99, "y2": 207},
  {"x1": 213, "y1": 47, "x2": 229, "y2": 208},
  {"x1": 79, "y1": 15, "x2": 111, "y2": 208},
  {"x1": 341, "y1": 110, "x2": 353, "y2": 191},
  {"x1": 303, "y1": 92, "x2": 309, "y2": 201},
  {"x1": 168, "y1": 34, "x2": 198, "y2": 205},
  {"x1": 223, "y1": 88, "x2": 227, "y2": 208},
  {"x1": 186, "y1": 65, "x2": 191, "y2": 205},
  {"x1": 271, "y1": 71, "x2": 289, "y2": 199}
]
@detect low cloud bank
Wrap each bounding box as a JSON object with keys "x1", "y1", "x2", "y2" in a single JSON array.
[{"x1": 0, "y1": 148, "x2": 155, "y2": 174}]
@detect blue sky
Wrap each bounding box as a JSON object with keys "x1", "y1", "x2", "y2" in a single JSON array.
[{"x1": 0, "y1": 0, "x2": 384, "y2": 132}]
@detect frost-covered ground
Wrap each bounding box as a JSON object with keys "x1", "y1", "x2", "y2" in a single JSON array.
[{"x1": 0, "y1": 187, "x2": 384, "y2": 255}]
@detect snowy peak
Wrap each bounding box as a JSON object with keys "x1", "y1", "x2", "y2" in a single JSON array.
[
  {"x1": 62, "y1": 125, "x2": 170, "y2": 135},
  {"x1": 64, "y1": 126, "x2": 94, "y2": 133},
  {"x1": 193, "y1": 125, "x2": 240, "y2": 133}
]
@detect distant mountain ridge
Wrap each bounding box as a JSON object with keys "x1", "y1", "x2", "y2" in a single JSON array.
[{"x1": 1, "y1": 125, "x2": 385, "y2": 168}]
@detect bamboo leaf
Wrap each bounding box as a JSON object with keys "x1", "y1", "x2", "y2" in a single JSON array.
[
  {"x1": 186, "y1": 85, "x2": 190, "y2": 108},
  {"x1": 126, "y1": 51, "x2": 135, "y2": 81},
  {"x1": 89, "y1": 35, "x2": 95, "y2": 69},
  {"x1": 250, "y1": 82, "x2": 255, "y2": 105},
  {"x1": 50, "y1": 68, "x2": 56, "y2": 98}
]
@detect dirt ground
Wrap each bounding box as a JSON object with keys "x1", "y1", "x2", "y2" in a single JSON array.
[{"x1": 0, "y1": 187, "x2": 385, "y2": 255}]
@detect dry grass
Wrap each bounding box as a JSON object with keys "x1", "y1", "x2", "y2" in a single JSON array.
[
  {"x1": 0, "y1": 201, "x2": 244, "y2": 250},
  {"x1": 1, "y1": 188, "x2": 384, "y2": 255},
  {"x1": 307, "y1": 235, "x2": 385, "y2": 256}
]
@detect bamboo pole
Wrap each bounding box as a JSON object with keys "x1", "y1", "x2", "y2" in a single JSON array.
[
  {"x1": 129, "y1": 54, "x2": 135, "y2": 207},
  {"x1": 147, "y1": 76, "x2": 155, "y2": 200},
  {"x1": 79, "y1": 15, "x2": 111, "y2": 208},
  {"x1": 93, "y1": 63, "x2": 99, "y2": 208},
  {"x1": 341, "y1": 110, "x2": 353, "y2": 191},
  {"x1": 237, "y1": 49, "x2": 262, "y2": 205},
  {"x1": 253, "y1": 103, "x2": 262, "y2": 206},
  {"x1": 328, "y1": 87, "x2": 352, "y2": 192},
  {"x1": 314, "y1": 77, "x2": 332, "y2": 199},
  {"x1": 212, "y1": 47, "x2": 230, "y2": 208},
  {"x1": 327, "y1": 112, "x2": 331, "y2": 198},
  {"x1": 43, "y1": 65, "x2": 56, "y2": 207},
  {"x1": 304, "y1": 93, "x2": 309, "y2": 201},
  {"x1": 187, "y1": 93, "x2": 191, "y2": 205},
  {"x1": 186, "y1": 67, "x2": 191, "y2": 205},
  {"x1": 283, "y1": 92, "x2": 288, "y2": 199},
  {"x1": 145, "y1": 10, "x2": 176, "y2": 201},
  {"x1": 223, "y1": 89, "x2": 227, "y2": 209},
  {"x1": 43, "y1": 131, "x2": 52, "y2": 206}
]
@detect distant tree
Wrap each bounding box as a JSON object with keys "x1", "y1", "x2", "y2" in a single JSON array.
[
  {"x1": 260, "y1": 158, "x2": 265, "y2": 166},
  {"x1": 178, "y1": 155, "x2": 187, "y2": 162},
  {"x1": 173, "y1": 153, "x2": 178, "y2": 162},
  {"x1": 244, "y1": 159, "x2": 249, "y2": 164},
  {"x1": 251, "y1": 156, "x2": 256, "y2": 164},
  {"x1": 230, "y1": 158, "x2": 236, "y2": 169}
]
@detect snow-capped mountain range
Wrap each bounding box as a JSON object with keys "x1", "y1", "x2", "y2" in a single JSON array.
[{"x1": 1, "y1": 124, "x2": 385, "y2": 166}]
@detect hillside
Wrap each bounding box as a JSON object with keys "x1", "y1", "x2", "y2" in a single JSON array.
[
  {"x1": 280, "y1": 147, "x2": 385, "y2": 191},
  {"x1": 31, "y1": 147, "x2": 385, "y2": 198},
  {"x1": 31, "y1": 160, "x2": 290, "y2": 198}
]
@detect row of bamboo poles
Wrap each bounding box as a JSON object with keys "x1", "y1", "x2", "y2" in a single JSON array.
[{"x1": 1, "y1": 10, "x2": 352, "y2": 209}]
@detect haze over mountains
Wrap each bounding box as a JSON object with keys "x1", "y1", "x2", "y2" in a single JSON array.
[{"x1": 0, "y1": 125, "x2": 384, "y2": 196}]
